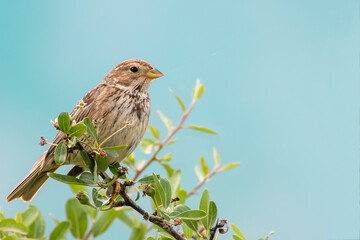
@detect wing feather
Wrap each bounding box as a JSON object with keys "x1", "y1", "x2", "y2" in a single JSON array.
[{"x1": 45, "y1": 85, "x2": 104, "y2": 159}]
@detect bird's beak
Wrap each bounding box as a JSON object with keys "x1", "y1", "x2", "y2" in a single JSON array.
[{"x1": 145, "y1": 68, "x2": 164, "y2": 79}]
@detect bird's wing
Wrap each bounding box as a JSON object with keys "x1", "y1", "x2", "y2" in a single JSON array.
[{"x1": 45, "y1": 85, "x2": 105, "y2": 160}]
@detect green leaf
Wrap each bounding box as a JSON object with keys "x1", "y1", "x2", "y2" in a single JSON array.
[
  {"x1": 104, "y1": 149, "x2": 118, "y2": 157},
  {"x1": 15, "y1": 212, "x2": 21, "y2": 223},
  {"x1": 231, "y1": 223, "x2": 247, "y2": 240},
  {"x1": 82, "y1": 205, "x2": 98, "y2": 221},
  {"x1": 156, "y1": 110, "x2": 173, "y2": 132},
  {"x1": 157, "y1": 152, "x2": 172, "y2": 162},
  {"x1": 22, "y1": 205, "x2": 39, "y2": 227},
  {"x1": 159, "y1": 177, "x2": 172, "y2": 208},
  {"x1": 67, "y1": 136, "x2": 77, "y2": 148},
  {"x1": 219, "y1": 162, "x2": 241, "y2": 172},
  {"x1": 117, "y1": 211, "x2": 133, "y2": 228},
  {"x1": 68, "y1": 122, "x2": 87, "y2": 137},
  {"x1": 170, "y1": 89, "x2": 186, "y2": 112},
  {"x1": 183, "y1": 221, "x2": 193, "y2": 239},
  {"x1": 66, "y1": 198, "x2": 88, "y2": 238},
  {"x1": 58, "y1": 111, "x2": 70, "y2": 133},
  {"x1": 95, "y1": 154, "x2": 108, "y2": 172},
  {"x1": 213, "y1": 147, "x2": 221, "y2": 168},
  {"x1": 192, "y1": 79, "x2": 205, "y2": 101},
  {"x1": 54, "y1": 140, "x2": 67, "y2": 165},
  {"x1": 80, "y1": 150, "x2": 94, "y2": 173},
  {"x1": 140, "y1": 138, "x2": 155, "y2": 154},
  {"x1": 208, "y1": 201, "x2": 217, "y2": 228},
  {"x1": 109, "y1": 162, "x2": 121, "y2": 175},
  {"x1": 161, "y1": 163, "x2": 174, "y2": 178},
  {"x1": 158, "y1": 208, "x2": 171, "y2": 221},
  {"x1": 177, "y1": 189, "x2": 187, "y2": 205},
  {"x1": 199, "y1": 189, "x2": 210, "y2": 229},
  {"x1": 92, "y1": 189, "x2": 108, "y2": 208},
  {"x1": 83, "y1": 117, "x2": 97, "y2": 142},
  {"x1": 149, "y1": 125, "x2": 160, "y2": 140},
  {"x1": 103, "y1": 145, "x2": 127, "y2": 151},
  {"x1": 93, "y1": 210, "x2": 118, "y2": 237},
  {"x1": 129, "y1": 222, "x2": 147, "y2": 240},
  {"x1": 79, "y1": 172, "x2": 95, "y2": 185},
  {"x1": 200, "y1": 156, "x2": 209, "y2": 177},
  {"x1": 188, "y1": 125, "x2": 217, "y2": 134},
  {"x1": 233, "y1": 235, "x2": 244, "y2": 240},
  {"x1": 169, "y1": 204, "x2": 190, "y2": 217},
  {"x1": 48, "y1": 172, "x2": 92, "y2": 186},
  {"x1": 123, "y1": 153, "x2": 135, "y2": 168},
  {"x1": 137, "y1": 174, "x2": 160, "y2": 184},
  {"x1": 69, "y1": 184, "x2": 88, "y2": 194},
  {"x1": 49, "y1": 221, "x2": 70, "y2": 240},
  {"x1": 169, "y1": 205, "x2": 198, "y2": 232},
  {"x1": 175, "y1": 210, "x2": 207, "y2": 220},
  {"x1": 166, "y1": 138, "x2": 177, "y2": 146},
  {"x1": 0, "y1": 219, "x2": 28, "y2": 235},
  {"x1": 152, "y1": 173, "x2": 166, "y2": 208},
  {"x1": 195, "y1": 165, "x2": 205, "y2": 181},
  {"x1": 27, "y1": 210, "x2": 45, "y2": 238},
  {"x1": 169, "y1": 169, "x2": 182, "y2": 197},
  {"x1": 2, "y1": 236, "x2": 17, "y2": 240}
]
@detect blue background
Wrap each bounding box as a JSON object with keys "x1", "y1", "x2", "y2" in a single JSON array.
[{"x1": 0, "y1": 1, "x2": 358, "y2": 239}]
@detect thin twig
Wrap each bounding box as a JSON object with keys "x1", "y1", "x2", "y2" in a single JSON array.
[
  {"x1": 115, "y1": 181, "x2": 186, "y2": 240},
  {"x1": 187, "y1": 167, "x2": 218, "y2": 198},
  {"x1": 82, "y1": 222, "x2": 95, "y2": 240},
  {"x1": 132, "y1": 101, "x2": 196, "y2": 181}
]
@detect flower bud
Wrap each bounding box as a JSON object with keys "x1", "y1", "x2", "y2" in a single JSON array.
[
  {"x1": 76, "y1": 191, "x2": 91, "y2": 206},
  {"x1": 145, "y1": 186, "x2": 155, "y2": 198}
]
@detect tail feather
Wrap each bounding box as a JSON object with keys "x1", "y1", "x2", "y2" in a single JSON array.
[{"x1": 7, "y1": 155, "x2": 57, "y2": 202}]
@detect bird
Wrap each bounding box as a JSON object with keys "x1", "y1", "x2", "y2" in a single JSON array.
[{"x1": 7, "y1": 59, "x2": 163, "y2": 202}]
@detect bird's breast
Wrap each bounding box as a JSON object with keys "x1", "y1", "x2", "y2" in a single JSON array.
[{"x1": 99, "y1": 94, "x2": 150, "y2": 163}]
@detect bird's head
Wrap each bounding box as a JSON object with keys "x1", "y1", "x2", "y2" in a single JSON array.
[{"x1": 104, "y1": 59, "x2": 164, "y2": 92}]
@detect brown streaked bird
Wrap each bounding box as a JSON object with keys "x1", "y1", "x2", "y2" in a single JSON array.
[{"x1": 7, "y1": 59, "x2": 163, "y2": 202}]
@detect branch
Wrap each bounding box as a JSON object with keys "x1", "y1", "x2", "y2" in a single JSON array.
[
  {"x1": 114, "y1": 181, "x2": 186, "y2": 240},
  {"x1": 82, "y1": 223, "x2": 95, "y2": 240},
  {"x1": 132, "y1": 101, "x2": 196, "y2": 181},
  {"x1": 187, "y1": 167, "x2": 218, "y2": 198},
  {"x1": 209, "y1": 219, "x2": 228, "y2": 240}
]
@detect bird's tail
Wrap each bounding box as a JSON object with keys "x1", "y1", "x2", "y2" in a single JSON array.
[{"x1": 7, "y1": 154, "x2": 57, "y2": 202}]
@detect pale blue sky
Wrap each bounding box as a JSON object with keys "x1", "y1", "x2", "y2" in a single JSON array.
[{"x1": 0, "y1": 1, "x2": 358, "y2": 239}]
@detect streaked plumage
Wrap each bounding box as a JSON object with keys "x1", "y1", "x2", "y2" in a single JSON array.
[{"x1": 7, "y1": 59, "x2": 163, "y2": 202}]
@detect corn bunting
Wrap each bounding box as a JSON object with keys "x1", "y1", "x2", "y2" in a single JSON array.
[{"x1": 7, "y1": 59, "x2": 163, "y2": 202}]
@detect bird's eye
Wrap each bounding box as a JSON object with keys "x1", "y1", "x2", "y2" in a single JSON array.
[{"x1": 130, "y1": 66, "x2": 138, "y2": 73}]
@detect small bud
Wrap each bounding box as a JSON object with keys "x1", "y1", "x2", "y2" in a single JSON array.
[
  {"x1": 117, "y1": 166, "x2": 129, "y2": 176},
  {"x1": 99, "y1": 149, "x2": 107, "y2": 157},
  {"x1": 50, "y1": 119, "x2": 60, "y2": 130},
  {"x1": 143, "y1": 212, "x2": 150, "y2": 221},
  {"x1": 76, "y1": 191, "x2": 91, "y2": 206},
  {"x1": 174, "y1": 218, "x2": 182, "y2": 226},
  {"x1": 265, "y1": 230, "x2": 275, "y2": 240},
  {"x1": 218, "y1": 219, "x2": 228, "y2": 234},
  {"x1": 39, "y1": 136, "x2": 47, "y2": 146},
  {"x1": 145, "y1": 186, "x2": 155, "y2": 198},
  {"x1": 152, "y1": 210, "x2": 158, "y2": 216},
  {"x1": 166, "y1": 207, "x2": 171, "y2": 214},
  {"x1": 199, "y1": 226, "x2": 206, "y2": 236}
]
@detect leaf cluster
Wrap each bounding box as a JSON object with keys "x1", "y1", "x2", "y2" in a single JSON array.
[{"x1": 1, "y1": 80, "x2": 273, "y2": 240}]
